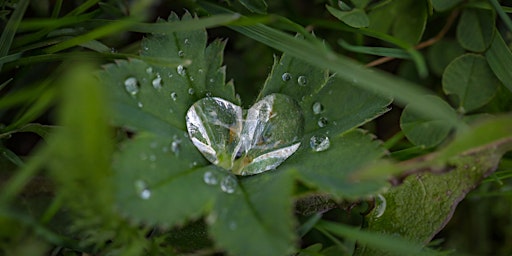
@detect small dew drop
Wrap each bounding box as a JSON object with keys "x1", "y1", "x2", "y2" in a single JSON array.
[
  {"x1": 152, "y1": 76, "x2": 163, "y2": 90},
  {"x1": 297, "y1": 76, "x2": 308, "y2": 86},
  {"x1": 110, "y1": 47, "x2": 117, "y2": 53},
  {"x1": 178, "y1": 50, "x2": 185, "y2": 57},
  {"x1": 124, "y1": 77, "x2": 139, "y2": 96},
  {"x1": 281, "y1": 72, "x2": 292, "y2": 81},
  {"x1": 206, "y1": 92, "x2": 213, "y2": 97},
  {"x1": 171, "y1": 137, "x2": 181, "y2": 155},
  {"x1": 177, "y1": 65, "x2": 186, "y2": 76},
  {"x1": 203, "y1": 171, "x2": 219, "y2": 185},
  {"x1": 220, "y1": 175, "x2": 237, "y2": 194},
  {"x1": 374, "y1": 194, "x2": 387, "y2": 218},
  {"x1": 137, "y1": 102, "x2": 143, "y2": 108},
  {"x1": 146, "y1": 67, "x2": 153, "y2": 74},
  {"x1": 209, "y1": 78, "x2": 215, "y2": 83},
  {"x1": 171, "y1": 92, "x2": 178, "y2": 101},
  {"x1": 318, "y1": 117, "x2": 329, "y2": 128},
  {"x1": 135, "y1": 180, "x2": 151, "y2": 200},
  {"x1": 149, "y1": 154, "x2": 156, "y2": 161},
  {"x1": 229, "y1": 221, "x2": 237, "y2": 230},
  {"x1": 310, "y1": 135, "x2": 330, "y2": 152},
  {"x1": 188, "y1": 88, "x2": 195, "y2": 95},
  {"x1": 312, "y1": 102, "x2": 323, "y2": 115},
  {"x1": 198, "y1": 69, "x2": 204, "y2": 74},
  {"x1": 184, "y1": 38, "x2": 190, "y2": 45}
]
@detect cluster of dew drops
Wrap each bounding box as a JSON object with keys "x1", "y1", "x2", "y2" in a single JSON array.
[{"x1": 281, "y1": 72, "x2": 331, "y2": 153}]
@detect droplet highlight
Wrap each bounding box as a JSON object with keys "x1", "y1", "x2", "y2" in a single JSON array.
[
  {"x1": 312, "y1": 102, "x2": 323, "y2": 115},
  {"x1": 297, "y1": 76, "x2": 308, "y2": 86},
  {"x1": 203, "y1": 171, "x2": 219, "y2": 185},
  {"x1": 124, "y1": 77, "x2": 139, "y2": 96},
  {"x1": 152, "y1": 76, "x2": 162, "y2": 90},
  {"x1": 220, "y1": 175, "x2": 237, "y2": 194},
  {"x1": 177, "y1": 65, "x2": 186, "y2": 76},
  {"x1": 310, "y1": 135, "x2": 330, "y2": 152},
  {"x1": 318, "y1": 117, "x2": 329, "y2": 128},
  {"x1": 178, "y1": 50, "x2": 185, "y2": 57},
  {"x1": 134, "y1": 180, "x2": 151, "y2": 200},
  {"x1": 374, "y1": 194, "x2": 387, "y2": 218},
  {"x1": 281, "y1": 72, "x2": 292, "y2": 81},
  {"x1": 171, "y1": 92, "x2": 178, "y2": 101}
]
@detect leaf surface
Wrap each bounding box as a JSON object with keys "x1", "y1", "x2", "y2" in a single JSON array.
[
  {"x1": 456, "y1": 8, "x2": 495, "y2": 52},
  {"x1": 209, "y1": 170, "x2": 296, "y2": 256}
]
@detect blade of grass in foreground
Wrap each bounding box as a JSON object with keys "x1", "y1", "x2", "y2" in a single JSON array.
[
  {"x1": 0, "y1": 0, "x2": 29, "y2": 71},
  {"x1": 200, "y1": 2, "x2": 462, "y2": 129}
]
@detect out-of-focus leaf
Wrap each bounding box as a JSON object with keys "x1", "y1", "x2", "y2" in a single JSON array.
[
  {"x1": 209, "y1": 170, "x2": 296, "y2": 256},
  {"x1": 486, "y1": 30, "x2": 512, "y2": 93},
  {"x1": 238, "y1": 0, "x2": 267, "y2": 14},
  {"x1": 426, "y1": 39, "x2": 464, "y2": 76},
  {"x1": 430, "y1": 0, "x2": 464, "y2": 11},
  {"x1": 0, "y1": 0, "x2": 29, "y2": 71},
  {"x1": 400, "y1": 95, "x2": 458, "y2": 148},
  {"x1": 368, "y1": 0, "x2": 428, "y2": 45},
  {"x1": 456, "y1": 8, "x2": 495, "y2": 52},
  {"x1": 326, "y1": 5, "x2": 369, "y2": 28},
  {"x1": 359, "y1": 117, "x2": 512, "y2": 255},
  {"x1": 442, "y1": 54, "x2": 499, "y2": 113}
]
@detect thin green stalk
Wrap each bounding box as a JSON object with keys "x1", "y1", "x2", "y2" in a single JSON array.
[{"x1": 0, "y1": 0, "x2": 29, "y2": 71}]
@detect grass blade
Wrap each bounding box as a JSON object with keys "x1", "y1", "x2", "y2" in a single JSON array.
[{"x1": 0, "y1": 0, "x2": 29, "y2": 71}]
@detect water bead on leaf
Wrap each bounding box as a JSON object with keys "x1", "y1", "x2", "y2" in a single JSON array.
[
  {"x1": 203, "y1": 171, "x2": 219, "y2": 185},
  {"x1": 134, "y1": 180, "x2": 151, "y2": 200},
  {"x1": 318, "y1": 117, "x2": 329, "y2": 128},
  {"x1": 297, "y1": 76, "x2": 308, "y2": 86},
  {"x1": 152, "y1": 76, "x2": 163, "y2": 90},
  {"x1": 124, "y1": 77, "x2": 139, "y2": 96},
  {"x1": 310, "y1": 135, "x2": 330, "y2": 152},
  {"x1": 186, "y1": 93, "x2": 304, "y2": 176},
  {"x1": 220, "y1": 175, "x2": 237, "y2": 194},
  {"x1": 312, "y1": 102, "x2": 323, "y2": 115},
  {"x1": 177, "y1": 65, "x2": 185, "y2": 75},
  {"x1": 281, "y1": 72, "x2": 292, "y2": 81}
]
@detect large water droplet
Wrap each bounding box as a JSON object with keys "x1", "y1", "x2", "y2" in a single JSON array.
[
  {"x1": 312, "y1": 102, "x2": 323, "y2": 115},
  {"x1": 297, "y1": 76, "x2": 308, "y2": 86},
  {"x1": 186, "y1": 94, "x2": 304, "y2": 175},
  {"x1": 374, "y1": 194, "x2": 386, "y2": 218},
  {"x1": 177, "y1": 65, "x2": 186, "y2": 76},
  {"x1": 134, "y1": 180, "x2": 151, "y2": 200},
  {"x1": 203, "y1": 171, "x2": 219, "y2": 185},
  {"x1": 152, "y1": 76, "x2": 162, "y2": 90},
  {"x1": 124, "y1": 77, "x2": 139, "y2": 96},
  {"x1": 171, "y1": 92, "x2": 178, "y2": 101},
  {"x1": 281, "y1": 73, "x2": 292, "y2": 81},
  {"x1": 310, "y1": 135, "x2": 330, "y2": 152},
  {"x1": 318, "y1": 117, "x2": 329, "y2": 128},
  {"x1": 220, "y1": 175, "x2": 237, "y2": 194}
]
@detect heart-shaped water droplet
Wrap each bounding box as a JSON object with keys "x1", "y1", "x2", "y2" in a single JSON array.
[{"x1": 186, "y1": 93, "x2": 304, "y2": 175}]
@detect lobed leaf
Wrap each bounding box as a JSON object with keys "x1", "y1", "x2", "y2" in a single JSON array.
[
  {"x1": 456, "y1": 8, "x2": 495, "y2": 52},
  {"x1": 209, "y1": 170, "x2": 296, "y2": 256},
  {"x1": 442, "y1": 53, "x2": 499, "y2": 113}
]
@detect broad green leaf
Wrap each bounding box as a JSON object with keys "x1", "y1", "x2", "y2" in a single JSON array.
[
  {"x1": 426, "y1": 39, "x2": 464, "y2": 76},
  {"x1": 442, "y1": 54, "x2": 499, "y2": 113},
  {"x1": 400, "y1": 95, "x2": 458, "y2": 148},
  {"x1": 209, "y1": 170, "x2": 296, "y2": 256},
  {"x1": 282, "y1": 130, "x2": 388, "y2": 199},
  {"x1": 485, "y1": 30, "x2": 512, "y2": 93},
  {"x1": 238, "y1": 0, "x2": 268, "y2": 14},
  {"x1": 259, "y1": 51, "x2": 391, "y2": 137},
  {"x1": 113, "y1": 132, "x2": 221, "y2": 226},
  {"x1": 430, "y1": 0, "x2": 464, "y2": 11},
  {"x1": 98, "y1": 13, "x2": 237, "y2": 136},
  {"x1": 359, "y1": 122, "x2": 512, "y2": 255},
  {"x1": 456, "y1": 8, "x2": 495, "y2": 52},
  {"x1": 368, "y1": 0, "x2": 428, "y2": 45},
  {"x1": 326, "y1": 5, "x2": 370, "y2": 28}
]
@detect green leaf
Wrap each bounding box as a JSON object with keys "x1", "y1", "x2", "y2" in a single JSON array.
[
  {"x1": 0, "y1": 0, "x2": 29, "y2": 71},
  {"x1": 400, "y1": 95, "x2": 458, "y2": 148},
  {"x1": 282, "y1": 130, "x2": 388, "y2": 199},
  {"x1": 209, "y1": 170, "x2": 296, "y2": 256},
  {"x1": 442, "y1": 53, "x2": 499, "y2": 113},
  {"x1": 485, "y1": 30, "x2": 512, "y2": 93},
  {"x1": 426, "y1": 39, "x2": 464, "y2": 76},
  {"x1": 368, "y1": 0, "x2": 428, "y2": 45},
  {"x1": 456, "y1": 8, "x2": 495, "y2": 52},
  {"x1": 98, "y1": 13, "x2": 237, "y2": 136},
  {"x1": 238, "y1": 0, "x2": 268, "y2": 14},
  {"x1": 360, "y1": 122, "x2": 512, "y2": 255},
  {"x1": 113, "y1": 132, "x2": 220, "y2": 226},
  {"x1": 430, "y1": 0, "x2": 464, "y2": 12},
  {"x1": 326, "y1": 5, "x2": 370, "y2": 28}
]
